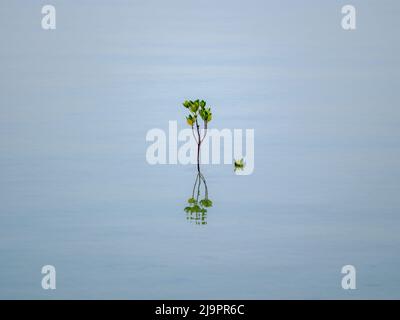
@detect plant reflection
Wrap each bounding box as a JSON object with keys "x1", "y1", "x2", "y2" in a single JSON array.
[{"x1": 184, "y1": 172, "x2": 212, "y2": 225}]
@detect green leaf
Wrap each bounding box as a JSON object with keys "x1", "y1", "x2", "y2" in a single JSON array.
[
  {"x1": 192, "y1": 205, "x2": 201, "y2": 213},
  {"x1": 190, "y1": 102, "x2": 199, "y2": 113},
  {"x1": 199, "y1": 109, "x2": 205, "y2": 121},
  {"x1": 188, "y1": 197, "x2": 196, "y2": 204},
  {"x1": 186, "y1": 115, "x2": 196, "y2": 126},
  {"x1": 200, "y1": 100, "x2": 206, "y2": 108},
  {"x1": 200, "y1": 199, "x2": 213, "y2": 208}
]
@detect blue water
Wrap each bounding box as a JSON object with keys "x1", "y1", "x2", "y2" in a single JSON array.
[{"x1": 1, "y1": 0, "x2": 400, "y2": 299}]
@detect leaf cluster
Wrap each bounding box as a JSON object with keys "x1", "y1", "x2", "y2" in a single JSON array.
[
  {"x1": 184, "y1": 197, "x2": 213, "y2": 214},
  {"x1": 183, "y1": 99, "x2": 212, "y2": 126}
]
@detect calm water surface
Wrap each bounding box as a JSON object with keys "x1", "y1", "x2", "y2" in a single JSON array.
[{"x1": 1, "y1": 1, "x2": 400, "y2": 298}]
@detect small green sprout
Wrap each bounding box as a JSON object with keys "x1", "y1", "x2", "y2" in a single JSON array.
[{"x1": 234, "y1": 158, "x2": 245, "y2": 172}]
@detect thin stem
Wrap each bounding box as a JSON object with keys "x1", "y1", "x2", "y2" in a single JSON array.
[
  {"x1": 199, "y1": 173, "x2": 208, "y2": 199},
  {"x1": 196, "y1": 173, "x2": 201, "y2": 202},
  {"x1": 192, "y1": 173, "x2": 199, "y2": 198},
  {"x1": 200, "y1": 121, "x2": 208, "y2": 143},
  {"x1": 195, "y1": 119, "x2": 201, "y2": 173},
  {"x1": 191, "y1": 125, "x2": 198, "y2": 144}
]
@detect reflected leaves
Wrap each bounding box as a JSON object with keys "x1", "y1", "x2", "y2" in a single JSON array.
[{"x1": 184, "y1": 172, "x2": 212, "y2": 226}]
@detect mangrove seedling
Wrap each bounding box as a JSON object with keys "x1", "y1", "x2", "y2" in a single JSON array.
[{"x1": 182, "y1": 99, "x2": 212, "y2": 173}]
